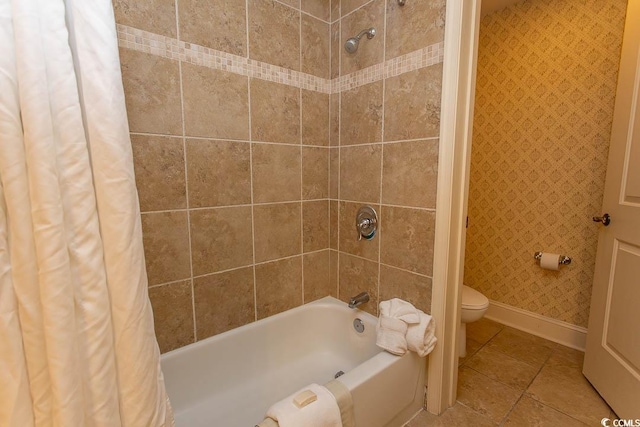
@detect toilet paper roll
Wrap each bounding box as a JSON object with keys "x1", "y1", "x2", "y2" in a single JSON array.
[{"x1": 540, "y1": 253, "x2": 560, "y2": 271}]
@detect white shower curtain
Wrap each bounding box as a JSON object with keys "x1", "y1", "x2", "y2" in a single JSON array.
[{"x1": 0, "y1": 0, "x2": 174, "y2": 426}]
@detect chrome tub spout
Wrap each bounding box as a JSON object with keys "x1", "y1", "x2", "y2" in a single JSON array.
[{"x1": 348, "y1": 292, "x2": 370, "y2": 309}]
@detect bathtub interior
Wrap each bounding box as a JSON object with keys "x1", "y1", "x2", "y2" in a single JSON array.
[{"x1": 161, "y1": 297, "x2": 426, "y2": 426}]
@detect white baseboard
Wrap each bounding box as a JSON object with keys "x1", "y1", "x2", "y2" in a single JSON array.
[{"x1": 484, "y1": 300, "x2": 588, "y2": 351}]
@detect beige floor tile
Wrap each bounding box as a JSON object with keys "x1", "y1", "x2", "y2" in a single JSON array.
[
  {"x1": 526, "y1": 355, "x2": 610, "y2": 425},
  {"x1": 466, "y1": 346, "x2": 540, "y2": 391},
  {"x1": 407, "y1": 404, "x2": 496, "y2": 426},
  {"x1": 459, "y1": 337, "x2": 483, "y2": 366},
  {"x1": 456, "y1": 366, "x2": 522, "y2": 423},
  {"x1": 545, "y1": 345, "x2": 584, "y2": 370},
  {"x1": 485, "y1": 327, "x2": 555, "y2": 369},
  {"x1": 466, "y1": 318, "x2": 504, "y2": 345},
  {"x1": 504, "y1": 396, "x2": 587, "y2": 426}
]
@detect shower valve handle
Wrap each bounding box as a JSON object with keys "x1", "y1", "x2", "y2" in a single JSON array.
[
  {"x1": 357, "y1": 218, "x2": 372, "y2": 241},
  {"x1": 355, "y1": 206, "x2": 378, "y2": 241}
]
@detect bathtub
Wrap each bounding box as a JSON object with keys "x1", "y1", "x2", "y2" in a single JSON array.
[{"x1": 160, "y1": 296, "x2": 426, "y2": 427}]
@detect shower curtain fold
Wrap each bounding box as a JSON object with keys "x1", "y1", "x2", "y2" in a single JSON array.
[{"x1": 0, "y1": 0, "x2": 174, "y2": 426}]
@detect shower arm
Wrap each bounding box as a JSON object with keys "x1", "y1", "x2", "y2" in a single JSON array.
[{"x1": 354, "y1": 28, "x2": 376, "y2": 41}]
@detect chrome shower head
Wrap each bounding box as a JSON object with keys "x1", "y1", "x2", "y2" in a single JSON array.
[
  {"x1": 344, "y1": 38, "x2": 359, "y2": 54},
  {"x1": 344, "y1": 27, "x2": 376, "y2": 53}
]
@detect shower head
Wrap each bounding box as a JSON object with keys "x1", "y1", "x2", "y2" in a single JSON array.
[{"x1": 344, "y1": 27, "x2": 376, "y2": 53}]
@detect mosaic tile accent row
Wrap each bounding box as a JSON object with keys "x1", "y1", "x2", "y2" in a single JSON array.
[
  {"x1": 116, "y1": 24, "x2": 443, "y2": 95},
  {"x1": 333, "y1": 42, "x2": 444, "y2": 93}
]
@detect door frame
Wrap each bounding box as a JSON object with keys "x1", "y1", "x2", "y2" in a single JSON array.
[{"x1": 426, "y1": 0, "x2": 482, "y2": 414}]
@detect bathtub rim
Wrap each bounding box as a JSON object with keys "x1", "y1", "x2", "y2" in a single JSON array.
[{"x1": 160, "y1": 296, "x2": 370, "y2": 362}]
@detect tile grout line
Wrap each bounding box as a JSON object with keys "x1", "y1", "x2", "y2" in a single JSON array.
[
  {"x1": 326, "y1": 1, "x2": 332, "y2": 272},
  {"x1": 128, "y1": 130, "x2": 438, "y2": 147},
  {"x1": 130, "y1": 130, "x2": 331, "y2": 149},
  {"x1": 498, "y1": 393, "x2": 527, "y2": 424},
  {"x1": 299, "y1": 6, "x2": 305, "y2": 307},
  {"x1": 496, "y1": 342, "x2": 557, "y2": 425},
  {"x1": 336, "y1": 3, "x2": 341, "y2": 300},
  {"x1": 173, "y1": 0, "x2": 197, "y2": 344},
  {"x1": 454, "y1": 401, "x2": 498, "y2": 424},
  {"x1": 148, "y1": 278, "x2": 192, "y2": 290},
  {"x1": 339, "y1": 0, "x2": 375, "y2": 23},
  {"x1": 139, "y1": 199, "x2": 436, "y2": 217},
  {"x1": 337, "y1": 251, "x2": 434, "y2": 280},
  {"x1": 272, "y1": 0, "x2": 332, "y2": 25},
  {"x1": 528, "y1": 347, "x2": 604, "y2": 424},
  {"x1": 376, "y1": 0, "x2": 389, "y2": 316},
  {"x1": 246, "y1": 0, "x2": 258, "y2": 324},
  {"x1": 139, "y1": 199, "x2": 332, "y2": 215},
  {"x1": 147, "y1": 248, "x2": 332, "y2": 290},
  {"x1": 338, "y1": 199, "x2": 437, "y2": 212},
  {"x1": 458, "y1": 324, "x2": 504, "y2": 369}
]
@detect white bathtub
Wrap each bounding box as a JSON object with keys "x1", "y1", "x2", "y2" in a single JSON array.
[{"x1": 160, "y1": 296, "x2": 426, "y2": 427}]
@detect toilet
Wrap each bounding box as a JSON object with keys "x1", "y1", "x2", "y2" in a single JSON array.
[{"x1": 460, "y1": 285, "x2": 489, "y2": 357}]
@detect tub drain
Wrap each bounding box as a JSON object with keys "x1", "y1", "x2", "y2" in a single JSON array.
[
  {"x1": 353, "y1": 318, "x2": 365, "y2": 333},
  {"x1": 334, "y1": 370, "x2": 344, "y2": 379}
]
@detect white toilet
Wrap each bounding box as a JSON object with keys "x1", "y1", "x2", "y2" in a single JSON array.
[{"x1": 460, "y1": 285, "x2": 489, "y2": 357}]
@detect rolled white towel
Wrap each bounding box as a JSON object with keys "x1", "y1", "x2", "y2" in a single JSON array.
[
  {"x1": 406, "y1": 312, "x2": 437, "y2": 357},
  {"x1": 265, "y1": 383, "x2": 342, "y2": 427},
  {"x1": 379, "y1": 298, "x2": 421, "y2": 324},
  {"x1": 376, "y1": 315, "x2": 409, "y2": 355}
]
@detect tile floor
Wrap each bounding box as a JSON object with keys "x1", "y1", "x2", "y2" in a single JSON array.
[{"x1": 407, "y1": 318, "x2": 615, "y2": 426}]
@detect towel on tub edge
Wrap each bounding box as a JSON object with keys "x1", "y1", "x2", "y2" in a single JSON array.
[
  {"x1": 376, "y1": 298, "x2": 437, "y2": 357},
  {"x1": 257, "y1": 380, "x2": 354, "y2": 427},
  {"x1": 324, "y1": 379, "x2": 355, "y2": 427},
  {"x1": 263, "y1": 383, "x2": 342, "y2": 427},
  {"x1": 256, "y1": 419, "x2": 279, "y2": 427}
]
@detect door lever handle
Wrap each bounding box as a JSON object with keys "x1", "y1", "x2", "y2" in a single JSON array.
[{"x1": 592, "y1": 213, "x2": 611, "y2": 226}]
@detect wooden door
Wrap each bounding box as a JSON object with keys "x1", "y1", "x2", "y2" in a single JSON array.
[{"x1": 583, "y1": 0, "x2": 640, "y2": 418}]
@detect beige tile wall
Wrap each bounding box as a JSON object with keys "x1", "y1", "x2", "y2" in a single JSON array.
[
  {"x1": 116, "y1": 0, "x2": 333, "y2": 353},
  {"x1": 115, "y1": 0, "x2": 445, "y2": 352},
  {"x1": 331, "y1": 0, "x2": 445, "y2": 316}
]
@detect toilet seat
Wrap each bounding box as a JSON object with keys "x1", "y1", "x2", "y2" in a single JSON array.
[{"x1": 462, "y1": 285, "x2": 489, "y2": 310}]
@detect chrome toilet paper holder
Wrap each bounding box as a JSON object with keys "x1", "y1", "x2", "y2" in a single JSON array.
[{"x1": 534, "y1": 251, "x2": 571, "y2": 265}]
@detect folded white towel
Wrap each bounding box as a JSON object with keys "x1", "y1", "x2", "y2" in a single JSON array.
[
  {"x1": 265, "y1": 383, "x2": 342, "y2": 427},
  {"x1": 376, "y1": 315, "x2": 409, "y2": 355},
  {"x1": 376, "y1": 299, "x2": 437, "y2": 357},
  {"x1": 379, "y1": 298, "x2": 421, "y2": 324},
  {"x1": 324, "y1": 379, "x2": 355, "y2": 427},
  {"x1": 406, "y1": 312, "x2": 437, "y2": 357}
]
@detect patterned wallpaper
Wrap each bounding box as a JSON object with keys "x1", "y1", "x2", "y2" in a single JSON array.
[{"x1": 465, "y1": 0, "x2": 627, "y2": 327}]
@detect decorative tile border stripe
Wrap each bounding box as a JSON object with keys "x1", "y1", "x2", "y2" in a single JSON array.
[
  {"x1": 331, "y1": 43, "x2": 445, "y2": 93},
  {"x1": 116, "y1": 25, "x2": 331, "y2": 92},
  {"x1": 116, "y1": 24, "x2": 444, "y2": 94}
]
